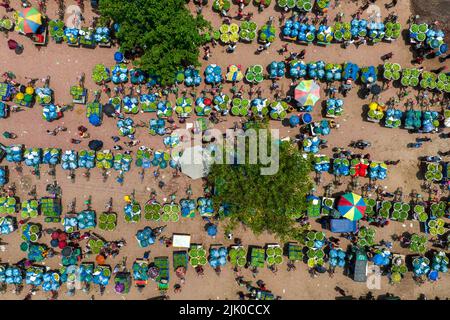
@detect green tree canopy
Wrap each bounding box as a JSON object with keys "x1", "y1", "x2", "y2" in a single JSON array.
[
  {"x1": 208, "y1": 126, "x2": 313, "y2": 242},
  {"x1": 99, "y1": 0, "x2": 210, "y2": 85}
]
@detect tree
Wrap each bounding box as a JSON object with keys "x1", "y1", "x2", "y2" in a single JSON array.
[
  {"x1": 99, "y1": 0, "x2": 210, "y2": 85},
  {"x1": 207, "y1": 124, "x2": 313, "y2": 242}
]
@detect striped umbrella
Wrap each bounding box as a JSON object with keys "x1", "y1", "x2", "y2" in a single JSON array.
[
  {"x1": 17, "y1": 7, "x2": 42, "y2": 34},
  {"x1": 294, "y1": 80, "x2": 320, "y2": 107},
  {"x1": 337, "y1": 193, "x2": 366, "y2": 221}
]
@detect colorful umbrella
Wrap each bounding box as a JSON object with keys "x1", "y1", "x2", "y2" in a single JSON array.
[
  {"x1": 294, "y1": 80, "x2": 320, "y2": 107},
  {"x1": 17, "y1": 7, "x2": 42, "y2": 34},
  {"x1": 337, "y1": 193, "x2": 366, "y2": 221},
  {"x1": 226, "y1": 65, "x2": 243, "y2": 82}
]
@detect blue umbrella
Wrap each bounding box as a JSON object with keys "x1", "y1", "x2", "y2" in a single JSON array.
[
  {"x1": 439, "y1": 44, "x2": 448, "y2": 54},
  {"x1": 428, "y1": 270, "x2": 438, "y2": 281},
  {"x1": 289, "y1": 115, "x2": 300, "y2": 127},
  {"x1": 89, "y1": 114, "x2": 101, "y2": 126},
  {"x1": 302, "y1": 112, "x2": 312, "y2": 124},
  {"x1": 114, "y1": 51, "x2": 124, "y2": 63},
  {"x1": 207, "y1": 224, "x2": 217, "y2": 237},
  {"x1": 372, "y1": 254, "x2": 385, "y2": 266}
]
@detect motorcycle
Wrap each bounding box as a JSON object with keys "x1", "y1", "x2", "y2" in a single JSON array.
[
  {"x1": 407, "y1": 142, "x2": 422, "y2": 148},
  {"x1": 422, "y1": 156, "x2": 442, "y2": 163},
  {"x1": 416, "y1": 137, "x2": 432, "y2": 142},
  {"x1": 350, "y1": 140, "x2": 371, "y2": 149}
]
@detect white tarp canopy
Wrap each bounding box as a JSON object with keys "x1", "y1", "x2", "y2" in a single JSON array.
[
  {"x1": 65, "y1": 5, "x2": 82, "y2": 29},
  {"x1": 179, "y1": 145, "x2": 212, "y2": 180},
  {"x1": 172, "y1": 234, "x2": 191, "y2": 248}
]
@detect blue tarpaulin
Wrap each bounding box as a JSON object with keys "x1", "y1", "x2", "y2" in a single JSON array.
[
  {"x1": 89, "y1": 114, "x2": 101, "y2": 126},
  {"x1": 330, "y1": 218, "x2": 357, "y2": 233}
]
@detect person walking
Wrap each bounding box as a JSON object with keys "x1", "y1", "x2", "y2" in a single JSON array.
[
  {"x1": 385, "y1": 0, "x2": 398, "y2": 9},
  {"x1": 298, "y1": 49, "x2": 306, "y2": 60},
  {"x1": 235, "y1": 8, "x2": 243, "y2": 20},
  {"x1": 226, "y1": 43, "x2": 237, "y2": 53},
  {"x1": 256, "y1": 45, "x2": 265, "y2": 54},
  {"x1": 46, "y1": 129, "x2": 57, "y2": 136},
  {"x1": 2, "y1": 131, "x2": 16, "y2": 139},
  {"x1": 431, "y1": 66, "x2": 447, "y2": 74},
  {"x1": 411, "y1": 56, "x2": 424, "y2": 65},
  {"x1": 203, "y1": 46, "x2": 211, "y2": 61},
  {"x1": 278, "y1": 43, "x2": 288, "y2": 55},
  {"x1": 355, "y1": 38, "x2": 366, "y2": 48}
]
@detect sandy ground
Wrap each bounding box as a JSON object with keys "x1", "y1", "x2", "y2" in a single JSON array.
[{"x1": 0, "y1": 0, "x2": 448, "y2": 300}]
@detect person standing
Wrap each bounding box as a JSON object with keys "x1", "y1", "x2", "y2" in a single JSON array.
[
  {"x1": 355, "y1": 38, "x2": 366, "y2": 48},
  {"x1": 227, "y1": 43, "x2": 237, "y2": 53}
]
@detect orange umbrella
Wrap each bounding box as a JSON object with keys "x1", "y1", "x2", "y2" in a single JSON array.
[{"x1": 96, "y1": 254, "x2": 106, "y2": 264}]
